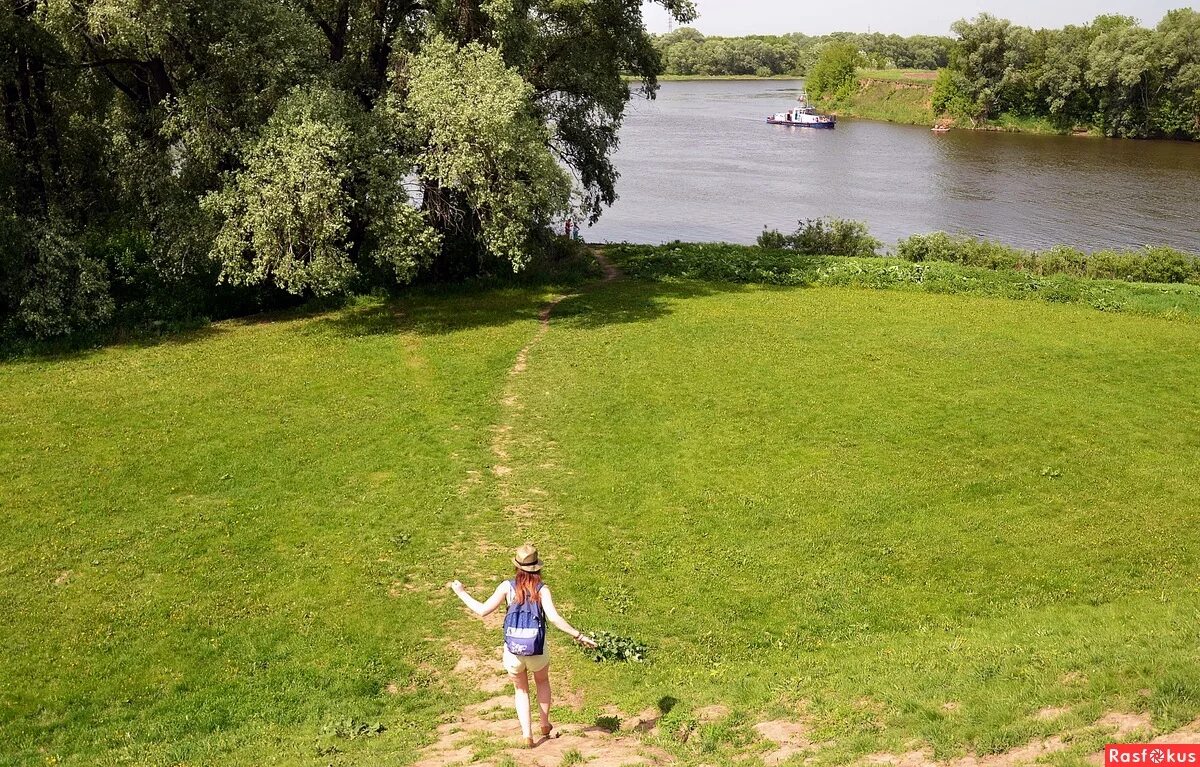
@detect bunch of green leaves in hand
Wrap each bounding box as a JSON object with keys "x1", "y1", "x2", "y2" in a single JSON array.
[{"x1": 580, "y1": 631, "x2": 649, "y2": 663}]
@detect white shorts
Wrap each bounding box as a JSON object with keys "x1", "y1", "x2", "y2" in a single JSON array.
[{"x1": 502, "y1": 648, "x2": 550, "y2": 675}]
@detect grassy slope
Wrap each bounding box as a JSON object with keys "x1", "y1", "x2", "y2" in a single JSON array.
[
  {"x1": 3, "y1": 252, "x2": 1200, "y2": 765},
  {"x1": 608, "y1": 244, "x2": 1200, "y2": 323},
  {"x1": 0, "y1": 288, "x2": 553, "y2": 766},
  {"x1": 815, "y1": 71, "x2": 936, "y2": 126},
  {"x1": 499, "y1": 275, "x2": 1200, "y2": 764}
]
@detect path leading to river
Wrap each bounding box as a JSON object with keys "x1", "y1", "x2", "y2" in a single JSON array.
[{"x1": 424, "y1": 247, "x2": 1200, "y2": 765}]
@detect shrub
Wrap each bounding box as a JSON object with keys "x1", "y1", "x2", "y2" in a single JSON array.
[
  {"x1": 756, "y1": 228, "x2": 787, "y2": 249},
  {"x1": 604, "y1": 243, "x2": 1200, "y2": 322},
  {"x1": 894, "y1": 233, "x2": 1200, "y2": 285},
  {"x1": 894, "y1": 231, "x2": 959, "y2": 263},
  {"x1": 932, "y1": 68, "x2": 977, "y2": 121},
  {"x1": 806, "y1": 42, "x2": 861, "y2": 100},
  {"x1": 758, "y1": 217, "x2": 881, "y2": 257},
  {"x1": 1, "y1": 218, "x2": 115, "y2": 340}
]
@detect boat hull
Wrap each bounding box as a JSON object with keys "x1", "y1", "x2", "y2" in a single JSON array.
[{"x1": 766, "y1": 118, "x2": 835, "y2": 129}]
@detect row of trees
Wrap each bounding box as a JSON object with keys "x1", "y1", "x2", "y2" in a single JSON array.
[
  {"x1": 1, "y1": 0, "x2": 695, "y2": 340},
  {"x1": 653, "y1": 28, "x2": 952, "y2": 77},
  {"x1": 935, "y1": 10, "x2": 1200, "y2": 138}
]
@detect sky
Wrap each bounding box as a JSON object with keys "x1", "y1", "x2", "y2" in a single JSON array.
[{"x1": 641, "y1": 0, "x2": 1187, "y2": 36}]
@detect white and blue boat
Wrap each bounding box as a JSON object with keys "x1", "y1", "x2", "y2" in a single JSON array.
[{"x1": 767, "y1": 90, "x2": 836, "y2": 129}]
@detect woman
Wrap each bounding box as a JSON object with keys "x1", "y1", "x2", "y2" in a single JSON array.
[{"x1": 449, "y1": 543, "x2": 596, "y2": 748}]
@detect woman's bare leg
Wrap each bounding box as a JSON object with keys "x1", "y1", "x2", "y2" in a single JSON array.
[
  {"x1": 512, "y1": 670, "x2": 532, "y2": 740},
  {"x1": 533, "y1": 665, "x2": 552, "y2": 733}
]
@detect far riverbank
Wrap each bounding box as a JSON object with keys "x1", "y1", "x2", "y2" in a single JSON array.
[
  {"x1": 588, "y1": 79, "x2": 1200, "y2": 251},
  {"x1": 813, "y1": 71, "x2": 1100, "y2": 137},
  {"x1": 631, "y1": 70, "x2": 1108, "y2": 137}
]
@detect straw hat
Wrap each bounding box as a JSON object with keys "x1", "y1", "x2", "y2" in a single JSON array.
[{"x1": 512, "y1": 543, "x2": 543, "y2": 573}]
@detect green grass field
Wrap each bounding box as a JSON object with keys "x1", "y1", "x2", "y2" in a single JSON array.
[{"x1": 3, "y1": 248, "x2": 1199, "y2": 766}]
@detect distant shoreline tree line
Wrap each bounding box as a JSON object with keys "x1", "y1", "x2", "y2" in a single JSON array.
[
  {"x1": 1, "y1": 0, "x2": 695, "y2": 341},
  {"x1": 668, "y1": 9, "x2": 1200, "y2": 141},
  {"x1": 653, "y1": 28, "x2": 952, "y2": 77},
  {"x1": 933, "y1": 11, "x2": 1200, "y2": 139}
]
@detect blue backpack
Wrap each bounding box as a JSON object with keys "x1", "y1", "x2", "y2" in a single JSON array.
[{"x1": 503, "y1": 581, "x2": 546, "y2": 656}]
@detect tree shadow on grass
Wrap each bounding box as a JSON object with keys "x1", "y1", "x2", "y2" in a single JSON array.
[
  {"x1": 2, "y1": 275, "x2": 769, "y2": 365},
  {"x1": 550, "y1": 278, "x2": 766, "y2": 330},
  {"x1": 301, "y1": 286, "x2": 550, "y2": 339},
  {"x1": 0, "y1": 321, "x2": 230, "y2": 366},
  {"x1": 305, "y1": 278, "x2": 765, "y2": 341}
]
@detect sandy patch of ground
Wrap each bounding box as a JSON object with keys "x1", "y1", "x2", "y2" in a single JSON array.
[
  {"x1": 755, "y1": 719, "x2": 817, "y2": 765},
  {"x1": 865, "y1": 710, "x2": 1178, "y2": 767},
  {"x1": 1095, "y1": 711, "x2": 1152, "y2": 735},
  {"x1": 1082, "y1": 715, "x2": 1200, "y2": 764},
  {"x1": 1150, "y1": 717, "x2": 1200, "y2": 743},
  {"x1": 412, "y1": 695, "x2": 673, "y2": 767},
  {"x1": 619, "y1": 708, "x2": 663, "y2": 734},
  {"x1": 696, "y1": 704, "x2": 731, "y2": 722},
  {"x1": 449, "y1": 642, "x2": 509, "y2": 695}
]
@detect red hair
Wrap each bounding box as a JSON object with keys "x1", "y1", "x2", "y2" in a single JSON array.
[{"x1": 512, "y1": 570, "x2": 542, "y2": 605}]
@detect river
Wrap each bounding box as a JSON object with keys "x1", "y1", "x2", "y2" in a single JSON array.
[{"x1": 585, "y1": 79, "x2": 1200, "y2": 251}]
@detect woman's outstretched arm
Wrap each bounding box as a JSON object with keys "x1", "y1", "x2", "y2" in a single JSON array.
[
  {"x1": 448, "y1": 580, "x2": 507, "y2": 617},
  {"x1": 541, "y1": 587, "x2": 597, "y2": 647}
]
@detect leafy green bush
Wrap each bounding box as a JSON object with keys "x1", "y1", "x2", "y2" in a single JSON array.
[
  {"x1": 584, "y1": 631, "x2": 649, "y2": 663},
  {"x1": 895, "y1": 232, "x2": 1200, "y2": 285},
  {"x1": 757, "y1": 217, "x2": 881, "y2": 257},
  {"x1": 1, "y1": 218, "x2": 115, "y2": 340},
  {"x1": 616, "y1": 242, "x2": 825, "y2": 285},
  {"x1": 756, "y1": 228, "x2": 787, "y2": 249},
  {"x1": 320, "y1": 718, "x2": 386, "y2": 739},
  {"x1": 931, "y1": 68, "x2": 977, "y2": 121},
  {"x1": 806, "y1": 42, "x2": 862, "y2": 100},
  {"x1": 605, "y1": 243, "x2": 1200, "y2": 322}
]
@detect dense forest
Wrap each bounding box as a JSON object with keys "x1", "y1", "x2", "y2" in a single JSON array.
[
  {"x1": 933, "y1": 11, "x2": 1200, "y2": 139},
  {"x1": 0, "y1": 0, "x2": 694, "y2": 340},
  {"x1": 652, "y1": 28, "x2": 952, "y2": 76}
]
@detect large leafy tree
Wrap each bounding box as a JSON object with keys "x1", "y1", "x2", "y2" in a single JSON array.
[
  {"x1": 0, "y1": 0, "x2": 696, "y2": 338},
  {"x1": 949, "y1": 14, "x2": 1035, "y2": 120},
  {"x1": 1153, "y1": 8, "x2": 1200, "y2": 137},
  {"x1": 937, "y1": 11, "x2": 1200, "y2": 139},
  {"x1": 1086, "y1": 19, "x2": 1159, "y2": 137}
]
